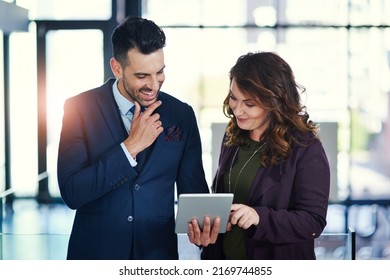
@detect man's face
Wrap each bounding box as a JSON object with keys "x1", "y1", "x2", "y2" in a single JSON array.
[{"x1": 113, "y1": 48, "x2": 165, "y2": 107}]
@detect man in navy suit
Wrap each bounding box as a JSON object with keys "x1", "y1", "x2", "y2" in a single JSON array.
[{"x1": 57, "y1": 16, "x2": 219, "y2": 260}]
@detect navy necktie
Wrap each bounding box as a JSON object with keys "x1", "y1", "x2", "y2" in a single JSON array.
[
  {"x1": 129, "y1": 105, "x2": 146, "y2": 114},
  {"x1": 129, "y1": 105, "x2": 135, "y2": 114},
  {"x1": 127, "y1": 105, "x2": 148, "y2": 170}
]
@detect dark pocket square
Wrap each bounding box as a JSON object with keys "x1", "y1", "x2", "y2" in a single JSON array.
[{"x1": 165, "y1": 125, "x2": 183, "y2": 141}]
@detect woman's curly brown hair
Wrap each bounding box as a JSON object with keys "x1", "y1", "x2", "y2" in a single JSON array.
[{"x1": 223, "y1": 52, "x2": 319, "y2": 167}]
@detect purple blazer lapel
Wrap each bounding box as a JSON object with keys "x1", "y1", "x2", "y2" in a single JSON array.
[
  {"x1": 216, "y1": 142, "x2": 280, "y2": 202},
  {"x1": 247, "y1": 167, "x2": 279, "y2": 203}
]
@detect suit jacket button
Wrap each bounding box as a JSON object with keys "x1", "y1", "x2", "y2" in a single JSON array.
[
  {"x1": 127, "y1": 216, "x2": 133, "y2": 222},
  {"x1": 134, "y1": 184, "x2": 140, "y2": 191}
]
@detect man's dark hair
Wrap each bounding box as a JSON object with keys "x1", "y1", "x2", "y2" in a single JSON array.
[{"x1": 111, "y1": 16, "x2": 166, "y2": 66}]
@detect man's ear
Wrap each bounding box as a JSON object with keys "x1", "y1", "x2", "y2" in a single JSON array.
[{"x1": 110, "y1": 58, "x2": 122, "y2": 78}]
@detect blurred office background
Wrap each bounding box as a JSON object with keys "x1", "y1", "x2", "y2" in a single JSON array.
[{"x1": 1, "y1": 0, "x2": 390, "y2": 259}]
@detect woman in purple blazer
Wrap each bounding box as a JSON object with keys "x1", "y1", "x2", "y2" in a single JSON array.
[{"x1": 201, "y1": 52, "x2": 331, "y2": 260}]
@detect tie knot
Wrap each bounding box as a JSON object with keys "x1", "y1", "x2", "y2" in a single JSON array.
[{"x1": 129, "y1": 105, "x2": 146, "y2": 114}]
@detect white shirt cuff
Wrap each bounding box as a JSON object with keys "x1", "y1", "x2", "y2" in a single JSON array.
[{"x1": 120, "y1": 142, "x2": 137, "y2": 167}]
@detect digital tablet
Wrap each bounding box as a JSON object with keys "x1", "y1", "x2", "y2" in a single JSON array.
[{"x1": 175, "y1": 193, "x2": 234, "y2": 234}]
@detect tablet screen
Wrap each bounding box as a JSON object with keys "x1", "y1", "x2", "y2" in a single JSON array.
[{"x1": 175, "y1": 193, "x2": 234, "y2": 234}]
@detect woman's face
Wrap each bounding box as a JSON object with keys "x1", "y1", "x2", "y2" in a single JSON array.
[{"x1": 228, "y1": 78, "x2": 270, "y2": 141}]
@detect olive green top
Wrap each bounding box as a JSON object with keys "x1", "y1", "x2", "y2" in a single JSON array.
[{"x1": 222, "y1": 140, "x2": 264, "y2": 259}]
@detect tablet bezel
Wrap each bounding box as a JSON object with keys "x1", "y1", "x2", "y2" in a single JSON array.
[{"x1": 174, "y1": 193, "x2": 234, "y2": 234}]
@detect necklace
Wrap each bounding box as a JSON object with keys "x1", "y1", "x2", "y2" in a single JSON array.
[{"x1": 228, "y1": 142, "x2": 266, "y2": 193}]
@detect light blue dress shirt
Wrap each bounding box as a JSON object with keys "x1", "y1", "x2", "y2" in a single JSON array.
[{"x1": 112, "y1": 79, "x2": 137, "y2": 167}]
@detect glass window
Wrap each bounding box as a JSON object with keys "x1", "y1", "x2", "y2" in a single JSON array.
[
  {"x1": 46, "y1": 29, "x2": 104, "y2": 196},
  {"x1": 16, "y1": 0, "x2": 112, "y2": 20},
  {"x1": 143, "y1": 0, "x2": 246, "y2": 26},
  {"x1": 0, "y1": 31, "x2": 5, "y2": 192},
  {"x1": 348, "y1": 28, "x2": 390, "y2": 200},
  {"x1": 9, "y1": 26, "x2": 38, "y2": 196},
  {"x1": 349, "y1": 0, "x2": 390, "y2": 25},
  {"x1": 283, "y1": 0, "x2": 348, "y2": 25}
]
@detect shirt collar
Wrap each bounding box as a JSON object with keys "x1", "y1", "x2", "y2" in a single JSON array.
[{"x1": 112, "y1": 79, "x2": 134, "y2": 115}]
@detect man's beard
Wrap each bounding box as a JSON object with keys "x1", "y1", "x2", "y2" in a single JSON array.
[{"x1": 122, "y1": 80, "x2": 159, "y2": 108}]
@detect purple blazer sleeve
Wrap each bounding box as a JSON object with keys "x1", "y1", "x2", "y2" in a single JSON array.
[{"x1": 248, "y1": 140, "x2": 330, "y2": 243}]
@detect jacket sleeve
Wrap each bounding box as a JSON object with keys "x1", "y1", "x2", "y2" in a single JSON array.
[
  {"x1": 57, "y1": 98, "x2": 137, "y2": 209},
  {"x1": 248, "y1": 140, "x2": 330, "y2": 243}
]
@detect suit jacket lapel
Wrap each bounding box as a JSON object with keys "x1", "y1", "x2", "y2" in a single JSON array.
[
  {"x1": 96, "y1": 79, "x2": 128, "y2": 144},
  {"x1": 138, "y1": 92, "x2": 168, "y2": 174}
]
